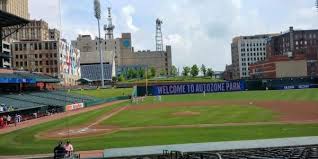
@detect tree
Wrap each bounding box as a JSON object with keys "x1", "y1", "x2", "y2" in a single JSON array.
[
  {"x1": 127, "y1": 69, "x2": 138, "y2": 79},
  {"x1": 182, "y1": 66, "x2": 190, "y2": 76},
  {"x1": 200, "y1": 64, "x2": 207, "y2": 76},
  {"x1": 170, "y1": 65, "x2": 178, "y2": 77},
  {"x1": 207, "y1": 68, "x2": 214, "y2": 77},
  {"x1": 150, "y1": 67, "x2": 156, "y2": 78},
  {"x1": 118, "y1": 74, "x2": 125, "y2": 82},
  {"x1": 138, "y1": 69, "x2": 145, "y2": 78},
  {"x1": 190, "y1": 64, "x2": 199, "y2": 77},
  {"x1": 159, "y1": 69, "x2": 166, "y2": 76}
]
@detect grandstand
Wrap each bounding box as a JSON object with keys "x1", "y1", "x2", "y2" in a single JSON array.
[{"x1": 79, "y1": 63, "x2": 113, "y2": 85}]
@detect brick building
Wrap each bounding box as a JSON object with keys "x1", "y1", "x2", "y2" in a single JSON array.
[{"x1": 250, "y1": 27, "x2": 318, "y2": 78}]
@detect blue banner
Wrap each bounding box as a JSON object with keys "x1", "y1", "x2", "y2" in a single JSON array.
[
  {"x1": 0, "y1": 78, "x2": 36, "y2": 84},
  {"x1": 274, "y1": 84, "x2": 318, "y2": 90},
  {"x1": 152, "y1": 81, "x2": 245, "y2": 96}
]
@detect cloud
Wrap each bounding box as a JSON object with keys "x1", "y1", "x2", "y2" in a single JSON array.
[
  {"x1": 121, "y1": 5, "x2": 139, "y2": 32},
  {"x1": 28, "y1": 0, "x2": 318, "y2": 71}
]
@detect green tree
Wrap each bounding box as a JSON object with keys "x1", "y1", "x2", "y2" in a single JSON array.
[
  {"x1": 138, "y1": 69, "x2": 145, "y2": 78},
  {"x1": 201, "y1": 64, "x2": 207, "y2": 76},
  {"x1": 170, "y1": 65, "x2": 178, "y2": 77},
  {"x1": 150, "y1": 67, "x2": 156, "y2": 77},
  {"x1": 207, "y1": 68, "x2": 214, "y2": 77},
  {"x1": 127, "y1": 69, "x2": 138, "y2": 79},
  {"x1": 182, "y1": 66, "x2": 190, "y2": 76},
  {"x1": 190, "y1": 64, "x2": 199, "y2": 77},
  {"x1": 159, "y1": 69, "x2": 166, "y2": 76},
  {"x1": 118, "y1": 74, "x2": 125, "y2": 82}
]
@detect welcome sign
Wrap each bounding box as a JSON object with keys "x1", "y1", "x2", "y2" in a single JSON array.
[{"x1": 152, "y1": 81, "x2": 245, "y2": 96}]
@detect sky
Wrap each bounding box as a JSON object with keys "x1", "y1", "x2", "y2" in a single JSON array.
[{"x1": 29, "y1": 0, "x2": 318, "y2": 71}]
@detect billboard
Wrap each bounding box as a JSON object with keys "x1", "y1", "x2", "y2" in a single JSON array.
[{"x1": 152, "y1": 81, "x2": 245, "y2": 96}]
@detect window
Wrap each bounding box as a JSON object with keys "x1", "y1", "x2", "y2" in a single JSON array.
[
  {"x1": 49, "y1": 42, "x2": 53, "y2": 50},
  {"x1": 16, "y1": 55, "x2": 19, "y2": 59},
  {"x1": 35, "y1": 54, "x2": 38, "y2": 58},
  {"x1": 45, "y1": 43, "x2": 48, "y2": 49},
  {"x1": 16, "y1": 62, "x2": 19, "y2": 67},
  {"x1": 20, "y1": 55, "x2": 23, "y2": 59},
  {"x1": 19, "y1": 44, "x2": 22, "y2": 51},
  {"x1": 23, "y1": 44, "x2": 27, "y2": 50},
  {"x1": 34, "y1": 43, "x2": 38, "y2": 50},
  {"x1": 39, "y1": 43, "x2": 42, "y2": 50},
  {"x1": 20, "y1": 62, "x2": 23, "y2": 66},
  {"x1": 40, "y1": 61, "x2": 42, "y2": 65},
  {"x1": 40, "y1": 68, "x2": 43, "y2": 72},
  {"x1": 53, "y1": 43, "x2": 57, "y2": 49},
  {"x1": 54, "y1": 60, "x2": 57, "y2": 65},
  {"x1": 46, "y1": 54, "x2": 49, "y2": 58},
  {"x1": 54, "y1": 53, "x2": 57, "y2": 58},
  {"x1": 15, "y1": 44, "x2": 18, "y2": 51},
  {"x1": 46, "y1": 68, "x2": 49, "y2": 73},
  {"x1": 24, "y1": 55, "x2": 27, "y2": 59},
  {"x1": 35, "y1": 61, "x2": 38, "y2": 66},
  {"x1": 39, "y1": 54, "x2": 42, "y2": 58},
  {"x1": 46, "y1": 61, "x2": 49, "y2": 65},
  {"x1": 50, "y1": 54, "x2": 53, "y2": 58},
  {"x1": 24, "y1": 61, "x2": 27, "y2": 66},
  {"x1": 50, "y1": 60, "x2": 53, "y2": 65}
]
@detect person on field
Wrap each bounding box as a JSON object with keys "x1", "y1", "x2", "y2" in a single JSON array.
[
  {"x1": 14, "y1": 114, "x2": 18, "y2": 126},
  {"x1": 54, "y1": 141, "x2": 66, "y2": 159},
  {"x1": 0, "y1": 116, "x2": 4, "y2": 128},
  {"x1": 64, "y1": 140, "x2": 74, "y2": 157}
]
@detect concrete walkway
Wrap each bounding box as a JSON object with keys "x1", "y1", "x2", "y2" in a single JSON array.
[{"x1": 103, "y1": 136, "x2": 318, "y2": 158}]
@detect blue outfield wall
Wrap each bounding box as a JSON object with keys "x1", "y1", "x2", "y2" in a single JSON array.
[{"x1": 152, "y1": 81, "x2": 245, "y2": 96}]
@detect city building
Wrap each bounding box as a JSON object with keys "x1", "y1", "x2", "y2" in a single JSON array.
[
  {"x1": 230, "y1": 34, "x2": 277, "y2": 79},
  {"x1": 11, "y1": 40, "x2": 81, "y2": 86},
  {"x1": 249, "y1": 27, "x2": 318, "y2": 78},
  {"x1": 0, "y1": 0, "x2": 29, "y2": 19},
  {"x1": 0, "y1": 41, "x2": 11, "y2": 68},
  {"x1": 72, "y1": 33, "x2": 172, "y2": 77},
  {"x1": 3, "y1": 20, "x2": 53, "y2": 42}
]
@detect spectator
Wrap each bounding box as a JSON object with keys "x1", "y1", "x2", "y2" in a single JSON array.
[
  {"x1": 0, "y1": 116, "x2": 4, "y2": 128},
  {"x1": 64, "y1": 140, "x2": 74, "y2": 157},
  {"x1": 7, "y1": 115, "x2": 11, "y2": 125},
  {"x1": 33, "y1": 112, "x2": 37, "y2": 119},
  {"x1": 54, "y1": 141, "x2": 66, "y2": 159},
  {"x1": 14, "y1": 114, "x2": 18, "y2": 126},
  {"x1": 0, "y1": 104, "x2": 4, "y2": 112},
  {"x1": 18, "y1": 114, "x2": 22, "y2": 123}
]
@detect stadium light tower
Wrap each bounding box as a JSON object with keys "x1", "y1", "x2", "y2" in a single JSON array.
[{"x1": 94, "y1": 0, "x2": 104, "y2": 87}]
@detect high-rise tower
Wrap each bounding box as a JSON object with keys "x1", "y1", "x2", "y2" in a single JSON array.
[
  {"x1": 104, "y1": 7, "x2": 115, "y2": 40},
  {"x1": 155, "y1": 18, "x2": 164, "y2": 51}
]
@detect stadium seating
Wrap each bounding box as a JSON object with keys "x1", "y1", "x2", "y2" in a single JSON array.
[
  {"x1": 0, "y1": 91, "x2": 99, "y2": 111},
  {"x1": 81, "y1": 64, "x2": 113, "y2": 81},
  {"x1": 154, "y1": 145, "x2": 318, "y2": 159}
]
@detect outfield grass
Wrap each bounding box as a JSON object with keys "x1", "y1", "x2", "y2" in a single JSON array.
[
  {"x1": 142, "y1": 88, "x2": 318, "y2": 103},
  {"x1": 102, "y1": 105, "x2": 276, "y2": 127},
  {"x1": 71, "y1": 88, "x2": 133, "y2": 99}
]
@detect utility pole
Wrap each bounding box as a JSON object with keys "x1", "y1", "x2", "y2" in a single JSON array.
[{"x1": 94, "y1": 0, "x2": 104, "y2": 87}]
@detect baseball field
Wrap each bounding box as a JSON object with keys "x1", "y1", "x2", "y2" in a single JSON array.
[{"x1": 1, "y1": 88, "x2": 318, "y2": 155}]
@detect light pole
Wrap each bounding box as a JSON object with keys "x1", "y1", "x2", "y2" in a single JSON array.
[{"x1": 94, "y1": 0, "x2": 104, "y2": 87}]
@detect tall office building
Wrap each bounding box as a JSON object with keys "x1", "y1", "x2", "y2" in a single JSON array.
[
  {"x1": 0, "y1": 0, "x2": 29, "y2": 19},
  {"x1": 231, "y1": 34, "x2": 277, "y2": 79}
]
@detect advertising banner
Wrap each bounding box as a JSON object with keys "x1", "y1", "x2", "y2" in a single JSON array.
[
  {"x1": 152, "y1": 81, "x2": 245, "y2": 96},
  {"x1": 65, "y1": 103, "x2": 84, "y2": 111}
]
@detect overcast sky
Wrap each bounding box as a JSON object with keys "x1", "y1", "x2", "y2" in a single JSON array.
[{"x1": 29, "y1": 0, "x2": 318, "y2": 71}]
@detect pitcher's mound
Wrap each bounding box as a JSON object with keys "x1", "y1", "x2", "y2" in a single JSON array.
[{"x1": 172, "y1": 111, "x2": 201, "y2": 116}]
